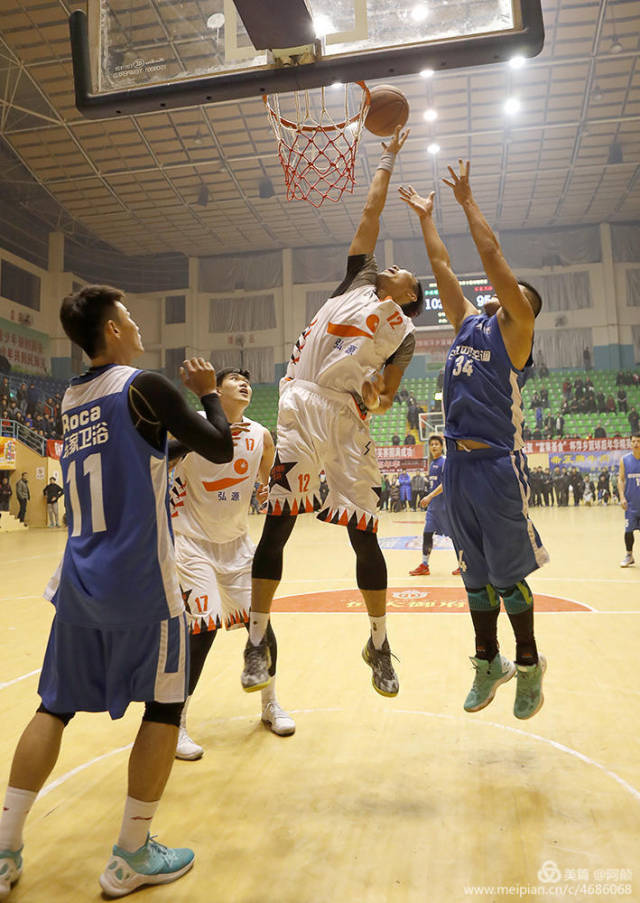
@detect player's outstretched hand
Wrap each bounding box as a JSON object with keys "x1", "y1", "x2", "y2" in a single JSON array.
[
  {"x1": 180, "y1": 357, "x2": 217, "y2": 397},
  {"x1": 419, "y1": 495, "x2": 429, "y2": 509},
  {"x1": 362, "y1": 372, "x2": 385, "y2": 412},
  {"x1": 383, "y1": 125, "x2": 409, "y2": 156},
  {"x1": 256, "y1": 483, "x2": 269, "y2": 506},
  {"x1": 399, "y1": 185, "x2": 435, "y2": 219},
  {"x1": 230, "y1": 422, "x2": 251, "y2": 445},
  {"x1": 442, "y1": 159, "x2": 472, "y2": 205}
]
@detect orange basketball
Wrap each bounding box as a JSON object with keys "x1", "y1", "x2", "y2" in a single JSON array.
[{"x1": 364, "y1": 84, "x2": 410, "y2": 137}]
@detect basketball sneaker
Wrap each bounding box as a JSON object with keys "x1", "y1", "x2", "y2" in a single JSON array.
[
  {"x1": 620, "y1": 553, "x2": 635, "y2": 567},
  {"x1": 464, "y1": 653, "x2": 516, "y2": 712},
  {"x1": 362, "y1": 637, "x2": 399, "y2": 697},
  {"x1": 409, "y1": 563, "x2": 430, "y2": 576},
  {"x1": 99, "y1": 835, "x2": 194, "y2": 898},
  {"x1": 261, "y1": 701, "x2": 296, "y2": 736},
  {"x1": 175, "y1": 727, "x2": 204, "y2": 761},
  {"x1": 241, "y1": 637, "x2": 271, "y2": 692},
  {"x1": 0, "y1": 846, "x2": 22, "y2": 900},
  {"x1": 514, "y1": 655, "x2": 547, "y2": 720},
  {"x1": 451, "y1": 567, "x2": 461, "y2": 576}
]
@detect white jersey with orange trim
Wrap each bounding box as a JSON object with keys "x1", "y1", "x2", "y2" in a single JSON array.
[
  {"x1": 282, "y1": 285, "x2": 414, "y2": 405},
  {"x1": 171, "y1": 416, "x2": 264, "y2": 544}
]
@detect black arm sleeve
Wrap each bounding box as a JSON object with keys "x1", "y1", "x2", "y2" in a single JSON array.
[
  {"x1": 330, "y1": 254, "x2": 377, "y2": 298},
  {"x1": 128, "y1": 371, "x2": 233, "y2": 463}
]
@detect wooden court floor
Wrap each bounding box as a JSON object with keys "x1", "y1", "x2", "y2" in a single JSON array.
[{"x1": 1, "y1": 505, "x2": 639, "y2": 903}]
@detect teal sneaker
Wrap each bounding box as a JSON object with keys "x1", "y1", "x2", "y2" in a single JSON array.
[
  {"x1": 514, "y1": 655, "x2": 547, "y2": 720},
  {"x1": 464, "y1": 653, "x2": 516, "y2": 712},
  {"x1": 99, "y1": 835, "x2": 194, "y2": 898},
  {"x1": 0, "y1": 847, "x2": 23, "y2": 900}
]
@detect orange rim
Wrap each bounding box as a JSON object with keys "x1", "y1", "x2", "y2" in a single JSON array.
[{"x1": 263, "y1": 81, "x2": 370, "y2": 132}]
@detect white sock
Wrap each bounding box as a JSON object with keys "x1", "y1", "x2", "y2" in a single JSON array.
[
  {"x1": 249, "y1": 611, "x2": 270, "y2": 646},
  {"x1": 180, "y1": 695, "x2": 191, "y2": 730},
  {"x1": 117, "y1": 797, "x2": 160, "y2": 853},
  {"x1": 261, "y1": 678, "x2": 276, "y2": 706},
  {"x1": 369, "y1": 615, "x2": 387, "y2": 650},
  {"x1": 0, "y1": 787, "x2": 37, "y2": 851}
]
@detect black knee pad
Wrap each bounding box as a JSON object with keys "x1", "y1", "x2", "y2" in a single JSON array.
[
  {"x1": 36, "y1": 702, "x2": 75, "y2": 726},
  {"x1": 143, "y1": 700, "x2": 183, "y2": 728}
]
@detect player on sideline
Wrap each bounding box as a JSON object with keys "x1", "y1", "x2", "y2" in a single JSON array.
[
  {"x1": 618, "y1": 432, "x2": 640, "y2": 567},
  {"x1": 0, "y1": 286, "x2": 233, "y2": 900},
  {"x1": 241, "y1": 126, "x2": 424, "y2": 698},
  {"x1": 409, "y1": 434, "x2": 461, "y2": 577},
  {"x1": 169, "y1": 367, "x2": 295, "y2": 761},
  {"x1": 400, "y1": 164, "x2": 549, "y2": 720}
]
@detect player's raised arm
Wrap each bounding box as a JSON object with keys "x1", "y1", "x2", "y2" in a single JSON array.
[
  {"x1": 399, "y1": 185, "x2": 475, "y2": 332},
  {"x1": 349, "y1": 126, "x2": 409, "y2": 256},
  {"x1": 443, "y1": 161, "x2": 534, "y2": 329}
]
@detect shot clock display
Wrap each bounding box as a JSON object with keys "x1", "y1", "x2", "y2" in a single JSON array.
[{"x1": 413, "y1": 276, "x2": 496, "y2": 328}]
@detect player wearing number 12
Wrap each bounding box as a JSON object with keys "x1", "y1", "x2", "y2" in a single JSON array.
[
  {"x1": 0, "y1": 286, "x2": 234, "y2": 900},
  {"x1": 400, "y1": 164, "x2": 549, "y2": 721}
]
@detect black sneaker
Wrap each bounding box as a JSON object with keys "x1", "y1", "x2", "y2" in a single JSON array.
[
  {"x1": 241, "y1": 637, "x2": 271, "y2": 692},
  {"x1": 362, "y1": 637, "x2": 399, "y2": 697}
]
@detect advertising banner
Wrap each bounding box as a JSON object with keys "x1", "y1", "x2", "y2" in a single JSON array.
[
  {"x1": 0, "y1": 437, "x2": 17, "y2": 469},
  {"x1": 0, "y1": 316, "x2": 49, "y2": 374},
  {"x1": 46, "y1": 439, "x2": 63, "y2": 460}
]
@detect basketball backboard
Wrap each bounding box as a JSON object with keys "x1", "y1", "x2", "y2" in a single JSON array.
[{"x1": 70, "y1": 0, "x2": 544, "y2": 117}]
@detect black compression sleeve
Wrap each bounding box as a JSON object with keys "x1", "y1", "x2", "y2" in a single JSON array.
[
  {"x1": 330, "y1": 254, "x2": 368, "y2": 298},
  {"x1": 129, "y1": 371, "x2": 233, "y2": 463}
]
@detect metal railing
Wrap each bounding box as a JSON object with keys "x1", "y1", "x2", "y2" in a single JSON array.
[{"x1": 0, "y1": 419, "x2": 46, "y2": 456}]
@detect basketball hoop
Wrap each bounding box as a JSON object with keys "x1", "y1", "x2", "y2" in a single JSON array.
[{"x1": 263, "y1": 82, "x2": 370, "y2": 207}]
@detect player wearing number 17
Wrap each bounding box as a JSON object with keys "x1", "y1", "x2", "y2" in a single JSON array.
[
  {"x1": 400, "y1": 164, "x2": 549, "y2": 720},
  {"x1": 0, "y1": 286, "x2": 234, "y2": 900}
]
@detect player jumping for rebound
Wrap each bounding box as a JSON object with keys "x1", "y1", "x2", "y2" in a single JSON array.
[
  {"x1": 618, "y1": 432, "x2": 640, "y2": 567},
  {"x1": 170, "y1": 367, "x2": 295, "y2": 761},
  {"x1": 400, "y1": 163, "x2": 549, "y2": 720},
  {"x1": 241, "y1": 126, "x2": 424, "y2": 698}
]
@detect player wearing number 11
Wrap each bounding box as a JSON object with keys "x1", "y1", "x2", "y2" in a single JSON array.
[
  {"x1": 400, "y1": 163, "x2": 549, "y2": 721},
  {"x1": 0, "y1": 286, "x2": 233, "y2": 900}
]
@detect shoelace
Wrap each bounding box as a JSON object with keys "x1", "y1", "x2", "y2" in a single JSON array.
[{"x1": 147, "y1": 836, "x2": 173, "y2": 866}]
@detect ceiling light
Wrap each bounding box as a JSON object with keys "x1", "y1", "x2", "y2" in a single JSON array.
[
  {"x1": 609, "y1": 36, "x2": 623, "y2": 53},
  {"x1": 509, "y1": 55, "x2": 525, "y2": 69},
  {"x1": 427, "y1": 143, "x2": 440, "y2": 155},
  {"x1": 419, "y1": 68, "x2": 434, "y2": 79},
  {"x1": 411, "y1": 5, "x2": 429, "y2": 23},
  {"x1": 592, "y1": 84, "x2": 603, "y2": 101},
  {"x1": 196, "y1": 185, "x2": 209, "y2": 207},
  {"x1": 423, "y1": 108, "x2": 438, "y2": 122},
  {"x1": 206, "y1": 13, "x2": 225, "y2": 30},
  {"x1": 314, "y1": 15, "x2": 335, "y2": 37},
  {"x1": 330, "y1": 80, "x2": 343, "y2": 90},
  {"x1": 503, "y1": 97, "x2": 521, "y2": 115}
]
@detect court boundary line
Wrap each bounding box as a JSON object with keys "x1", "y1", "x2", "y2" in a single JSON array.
[{"x1": 0, "y1": 669, "x2": 41, "y2": 691}]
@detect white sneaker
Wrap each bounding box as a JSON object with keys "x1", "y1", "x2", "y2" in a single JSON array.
[
  {"x1": 261, "y1": 701, "x2": 296, "y2": 736},
  {"x1": 175, "y1": 727, "x2": 204, "y2": 760},
  {"x1": 620, "y1": 553, "x2": 635, "y2": 568},
  {"x1": 0, "y1": 847, "x2": 22, "y2": 900}
]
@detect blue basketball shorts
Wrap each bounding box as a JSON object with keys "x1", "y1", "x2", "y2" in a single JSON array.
[
  {"x1": 443, "y1": 443, "x2": 549, "y2": 588},
  {"x1": 424, "y1": 500, "x2": 451, "y2": 538},
  {"x1": 624, "y1": 509, "x2": 640, "y2": 532},
  {"x1": 38, "y1": 612, "x2": 189, "y2": 720}
]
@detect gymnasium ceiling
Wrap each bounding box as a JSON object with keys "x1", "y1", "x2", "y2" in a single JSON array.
[{"x1": 0, "y1": 0, "x2": 639, "y2": 258}]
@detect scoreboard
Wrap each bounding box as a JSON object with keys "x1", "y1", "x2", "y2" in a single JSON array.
[{"x1": 413, "y1": 276, "x2": 496, "y2": 328}]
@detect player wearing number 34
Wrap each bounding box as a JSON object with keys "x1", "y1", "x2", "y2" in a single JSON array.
[{"x1": 399, "y1": 162, "x2": 549, "y2": 721}]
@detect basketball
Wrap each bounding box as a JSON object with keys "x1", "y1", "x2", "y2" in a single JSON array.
[{"x1": 364, "y1": 84, "x2": 410, "y2": 137}]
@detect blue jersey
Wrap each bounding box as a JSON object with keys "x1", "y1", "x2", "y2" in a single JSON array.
[
  {"x1": 443, "y1": 314, "x2": 531, "y2": 451},
  {"x1": 622, "y1": 452, "x2": 640, "y2": 512},
  {"x1": 45, "y1": 365, "x2": 182, "y2": 629},
  {"x1": 428, "y1": 455, "x2": 446, "y2": 513}
]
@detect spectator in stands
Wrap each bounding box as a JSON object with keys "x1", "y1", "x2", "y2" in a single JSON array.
[
  {"x1": 0, "y1": 476, "x2": 11, "y2": 513},
  {"x1": 586, "y1": 384, "x2": 597, "y2": 412},
  {"x1": 596, "y1": 391, "x2": 606, "y2": 414},
  {"x1": 574, "y1": 379, "x2": 584, "y2": 400},
  {"x1": 555, "y1": 412, "x2": 565, "y2": 438},
  {"x1": 605, "y1": 396, "x2": 616, "y2": 413},
  {"x1": 43, "y1": 477, "x2": 64, "y2": 528},
  {"x1": 543, "y1": 411, "x2": 554, "y2": 437},
  {"x1": 562, "y1": 379, "x2": 571, "y2": 400},
  {"x1": 410, "y1": 470, "x2": 425, "y2": 510},
  {"x1": 535, "y1": 405, "x2": 543, "y2": 429},
  {"x1": 617, "y1": 388, "x2": 628, "y2": 413},
  {"x1": 570, "y1": 468, "x2": 584, "y2": 505},
  {"x1": 629, "y1": 408, "x2": 640, "y2": 434},
  {"x1": 540, "y1": 386, "x2": 549, "y2": 407},
  {"x1": 26, "y1": 382, "x2": 38, "y2": 417},
  {"x1": 537, "y1": 356, "x2": 549, "y2": 378},
  {"x1": 616, "y1": 370, "x2": 624, "y2": 386},
  {"x1": 560, "y1": 397, "x2": 570, "y2": 416},
  {"x1": 594, "y1": 424, "x2": 607, "y2": 438},
  {"x1": 391, "y1": 434, "x2": 401, "y2": 446},
  {"x1": 407, "y1": 397, "x2": 420, "y2": 432},
  {"x1": 436, "y1": 369, "x2": 444, "y2": 391},
  {"x1": 523, "y1": 423, "x2": 532, "y2": 441},
  {"x1": 530, "y1": 390, "x2": 541, "y2": 410},
  {"x1": 583, "y1": 347, "x2": 592, "y2": 370},
  {"x1": 16, "y1": 472, "x2": 29, "y2": 523},
  {"x1": 17, "y1": 383, "x2": 27, "y2": 414},
  {"x1": 597, "y1": 470, "x2": 610, "y2": 504},
  {"x1": 404, "y1": 433, "x2": 416, "y2": 446},
  {"x1": 532, "y1": 426, "x2": 542, "y2": 440}
]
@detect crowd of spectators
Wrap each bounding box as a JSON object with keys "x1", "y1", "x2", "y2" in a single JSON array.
[
  {"x1": 529, "y1": 465, "x2": 620, "y2": 507},
  {"x1": 0, "y1": 376, "x2": 63, "y2": 440}
]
